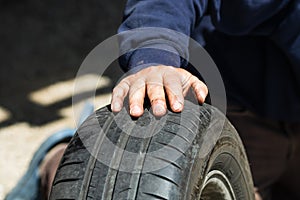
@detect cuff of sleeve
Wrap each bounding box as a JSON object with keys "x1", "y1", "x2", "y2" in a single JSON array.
[{"x1": 119, "y1": 48, "x2": 182, "y2": 72}]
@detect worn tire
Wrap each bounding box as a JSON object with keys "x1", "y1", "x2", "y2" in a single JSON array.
[{"x1": 50, "y1": 100, "x2": 255, "y2": 200}]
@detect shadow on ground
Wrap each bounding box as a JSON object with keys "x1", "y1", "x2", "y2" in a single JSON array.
[{"x1": 0, "y1": 0, "x2": 126, "y2": 128}]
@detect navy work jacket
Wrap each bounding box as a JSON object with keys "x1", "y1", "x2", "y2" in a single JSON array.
[{"x1": 118, "y1": 0, "x2": 300, "y2": 121}]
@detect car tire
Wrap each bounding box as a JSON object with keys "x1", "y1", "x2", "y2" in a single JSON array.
[{"x1": 50, "y1": 100, "x2": 255, "y2": 200}]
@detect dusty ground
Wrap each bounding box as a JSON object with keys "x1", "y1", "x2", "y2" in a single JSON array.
[{"x1": 0, "y1": 0, "x2": 126, "y2": 198}]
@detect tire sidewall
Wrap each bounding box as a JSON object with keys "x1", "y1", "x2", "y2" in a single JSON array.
[{"x1": 186, "y1": 121, "x2": 254, "y2": 200}]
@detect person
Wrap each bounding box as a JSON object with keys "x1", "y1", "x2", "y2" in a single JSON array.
[
  {"x1": 7, "y1": 1, "x2": 299, "y2": 200},
  {"x1": 110, "y1": 1, "x2": 300, "y2": 200}
]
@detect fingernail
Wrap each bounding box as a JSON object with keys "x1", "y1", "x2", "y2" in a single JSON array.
[
  {"x1": 173, "y1": 101, "x2": 182, "y2": 111},
  {"x1": 154, "y1": 104, "x2": 165, "y2": 116},
  {"x1": 200, "y1": 90, "x2": 206, "y2": 101},
  {"x1": 130, "y1": 105, "x2": 141, "y2": 115},
  {"x1": 112, "y1": 102, "x2": 121, "y2": 111}
]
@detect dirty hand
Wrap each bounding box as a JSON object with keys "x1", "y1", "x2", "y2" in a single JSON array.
[{"x1": 111, "y1": 65, "x2": 208, "y2": 117}]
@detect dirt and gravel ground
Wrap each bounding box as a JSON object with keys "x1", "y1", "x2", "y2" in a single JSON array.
[{"x1": 0, "y1": 0, "x2": 126, "y2": 197}]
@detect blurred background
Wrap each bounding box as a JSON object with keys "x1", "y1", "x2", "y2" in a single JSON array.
[{"x1": 0, "y1": 0, "x2": 126, "y2": 197}]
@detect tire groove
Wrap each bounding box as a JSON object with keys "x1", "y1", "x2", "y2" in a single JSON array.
[
  {"x1": 102, "y1": 123, "x2": 133, "y2": 200},
  {"x1": 58, "y1": 161, "x2": 84, "y2": 170},
  {"x1": 55, "y1": 198, "x2": 75, "y2": 200},
  {"x1": 162, "y1": 129, "x2": 190, "y2": 143},
  {"x1": 117, "y1": 187, "x2": 132, "y2": 194},
  {"x1": 147, "y1": 172, "x2": 179, "y2": 187},
  {"x1": 166, "y1": 120, "x2": 196, "y2": 135},
  {"x1": 53, "y1": 178, "x2": 80, "y2": 186},
  {"x1": 126, "y1": 119, "x2": 160, "y2": 200},
  {"x1": 201, "y1": 109, "x2": 211, "y2": 121},
  {"x1": 78, "y1": 115, "x2": 115, "y2": 199},
  {"x1": 142, "y1": 192, "x2": 168, "y2": 200},
  {"x1": 155, "y1": 141, "x2": 186, "y2": 156},
  {"x1": 150, "y1": 155, "x2": 182, "y2": 170}
]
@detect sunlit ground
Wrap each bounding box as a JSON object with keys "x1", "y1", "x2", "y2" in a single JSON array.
[{"x1": 0, "y1": 75, "x2": 112, "y2": 198}]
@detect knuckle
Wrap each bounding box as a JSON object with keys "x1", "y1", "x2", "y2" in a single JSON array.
[
  {"x1": 190, "y1": 75, "x2": 199, "y2": 83},
  {"x1": 150, "y1": 98, "x2": 166, "y2": 105},
  {"x1": 165, "y1": 87, "x2": 179, "y2": 97},
  {"x1": 129, "y1": 89, "x2": 141, "y2": 98},
  {"x1": 147, "y1": 83, "x2": 163, "y2": 91},
  {"x1": 112, "y1": 87, "x2": 120, "y2": 94}
]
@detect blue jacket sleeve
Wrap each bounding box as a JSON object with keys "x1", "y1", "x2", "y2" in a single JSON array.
[
  {"x1": 118, "y1": 0, "x2": 207, "y2": 71},
  {"x1": 118, "y1": 0, "x2": 295, "y2": 72},
  {"x1": 209, "y1": 0, "x2": 290, "y2": 35},
  {"x1": 270, "y1": 1, "x2": 300, "y2": 87}
]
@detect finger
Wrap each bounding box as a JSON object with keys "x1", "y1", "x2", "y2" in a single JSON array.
[
  {"x1": 254, "y1": 188, "x2": 262, "y2": 200},
  {"x1": 147, "y1": 77, "x2": 166, "y2": 116},
  {"x1": 129, "y1": 78, "x2": 146, "y2": 117},
  {"x1": 163, "y1": 75, "x2": 184, "y2": 112},
  {"x1": 190, "y1": 75, "x2": 208, "y2": 103},
  {"x1": 111, "y1": 80, "x2": 130, "y2": 112}
]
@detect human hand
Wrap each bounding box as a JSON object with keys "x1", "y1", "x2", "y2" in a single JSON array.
[{"x1": 111, "y1": 65, "x2": 208, "y2": 117}]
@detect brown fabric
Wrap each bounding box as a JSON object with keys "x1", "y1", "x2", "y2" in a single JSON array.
[
  {"x1": 227, "y1": 105, "x2": 300, "y2": 200},
  {"x1": 39, "y1": 143, "x2": 68, "y2": 200}
]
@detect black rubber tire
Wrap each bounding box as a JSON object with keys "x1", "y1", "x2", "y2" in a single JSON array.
[{"x1": 49, "y1": 100, "x2": 255, "y2": 200}]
